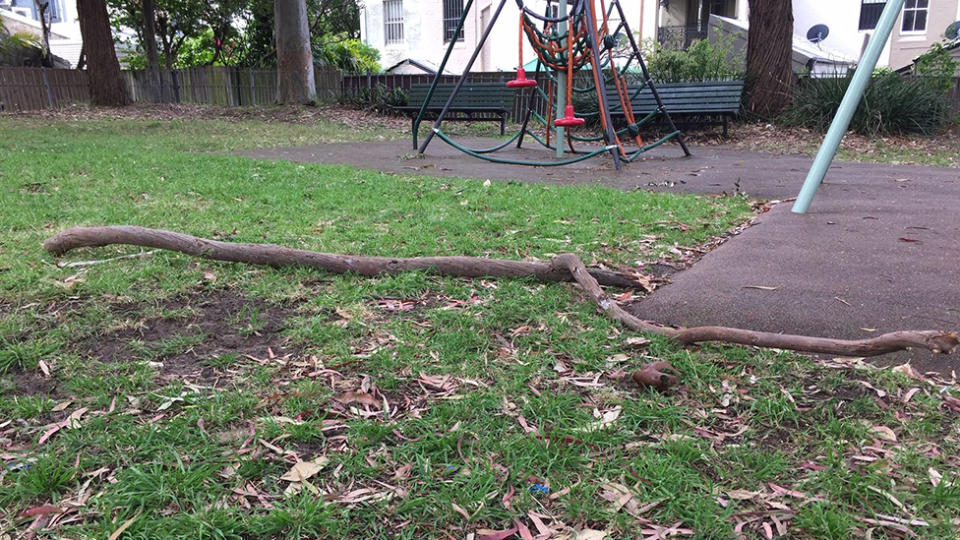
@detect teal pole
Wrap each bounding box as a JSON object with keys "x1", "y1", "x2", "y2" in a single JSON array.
[
  {"x1": 791, "y1": 0, "x2": 904, "y2": 214},
  {"x1": 555, "y1": 0, "x2": 568, "y2": 158}
]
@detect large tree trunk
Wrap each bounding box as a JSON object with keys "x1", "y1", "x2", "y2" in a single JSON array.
[
  {"x1": 274, "y1": 0, "x2": 316, "y2": 104},
  {"x1": 142, "y1": 0, "x2": 162, "y2": 102},
  {"x1": 76, "y1": 0, "x2": 129, "y2": 106},
  {"x1": 744, "y1": 0, "x2": 794, "y2": 117}
]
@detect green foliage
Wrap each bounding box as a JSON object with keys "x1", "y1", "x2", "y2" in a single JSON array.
[
  {"x1": 0, "y1": 13, "x2": 41, "y2": 62},
  {"x1": 108, "y1": 0, "x2": 361, "y2": 69},
  {"x1": 644, "y1": 37, "x2": 744, "y2": 83},
  {"x1": 341, "y1": 83, "x2": 406, "y2": 110},
  {"x1": 913, "y1": 42, "x2": 960, "y2": 94},
  {"x1": 313, "y1": 37, "x2": 381, "y2": 74},
  {"x1": 781, "y1": 70, "x2": 953, "y2": 136}
]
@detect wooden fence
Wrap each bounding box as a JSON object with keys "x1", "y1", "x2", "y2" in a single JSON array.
[
  {"x1": 3, "y1": 65, "x2": 959, "y2": 120},
  {"x1": 0, "y1": 67, "x2": 90, "y2": 111},
  {"x1": 0, "y1": 65, "x2": 342, "y2": 111}
]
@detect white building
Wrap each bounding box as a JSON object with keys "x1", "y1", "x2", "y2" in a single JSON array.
[
  {"x1": 0, "y1": 0, "x2": 83, "y2": 67},
  {"x1": 360, "y1": 0, "x2": 655, "y2": 74},
  {"x1": 361, "y1": 0, "x2": 960, "y2": 74}
]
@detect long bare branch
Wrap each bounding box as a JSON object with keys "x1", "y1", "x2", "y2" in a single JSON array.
[{"x1": 44, "y1": 226, "x2": 959, "y2": 358}]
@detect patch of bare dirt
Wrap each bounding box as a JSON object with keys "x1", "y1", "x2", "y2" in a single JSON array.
[
  {"x1": 85, "y1": 289, "x2": 302, "y2": 385},
  {"x1": 5, "y1": 370, "x2": 61, "y2": 397}
]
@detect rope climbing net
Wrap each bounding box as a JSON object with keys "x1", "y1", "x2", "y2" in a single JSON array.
[{"x1": 416, "y1": 0, "x2": 690, "y2": 168}]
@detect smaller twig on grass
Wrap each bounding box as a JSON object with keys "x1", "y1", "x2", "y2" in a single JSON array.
[{"x1": 56, "y1": 249, "x2": 159, "y2": 268}]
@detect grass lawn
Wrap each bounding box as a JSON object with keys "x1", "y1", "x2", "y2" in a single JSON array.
[{"x1": 1, "y1": 111, "x2": 959, "y2": 539}]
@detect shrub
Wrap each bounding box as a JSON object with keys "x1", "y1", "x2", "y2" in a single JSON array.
[
  {"x1": 340, "y1": 83, "x2": 406, "y2": 111},
  {"x1": 313, "y1": 38, "x2": 381, "y2": 75},
  {"x1": 644, "y1": 38, "x2": 744, "y2": 83},
  {"x1": 912, "y1": 42, "x2": 960, "y2": 94},
  {"x1": 781, "y1": 70, "x2": 952, "y2": 136}
]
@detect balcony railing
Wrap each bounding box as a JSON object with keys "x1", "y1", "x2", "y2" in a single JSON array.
[{"x1": 657, "y1": 25, "x2": 707, "y2": 50}]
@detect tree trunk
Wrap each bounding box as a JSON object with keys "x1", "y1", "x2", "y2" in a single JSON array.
[
  {"x1": 76, "y1": 0, "x2": 129, "y2": 106},
  {"x1": 744, "y1": 0, "x2": 794, "y2": 117},
  {"x1": 274, "y1": 0, "x2": 316, "y2": 104},
  {"x1": 34, "y1": 1, "x2": 52, "y2": 66},
  {"x1": 142, "y1": 0, "x2": 162, "y2": 102}
]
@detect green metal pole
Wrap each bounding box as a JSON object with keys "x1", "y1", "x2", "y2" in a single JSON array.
[
  {"x1": 792, "y1": 0, "x2": 904, "y2": 214},
  {"x1": 555, "y1": 0, "x2": 568, "y2": 158},
  {"x1": 411, "y1": 0, "x2": 474, "y2": 149}
]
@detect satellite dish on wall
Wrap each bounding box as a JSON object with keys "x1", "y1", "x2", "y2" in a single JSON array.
[
  {"x1": 806, "y1": 24, "x2": 830, "y2": 43},
  {"x1": 946, "y1": 21, "x2": 960, "y2": 40}
]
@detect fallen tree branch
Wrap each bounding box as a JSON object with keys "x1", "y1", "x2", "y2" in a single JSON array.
[
  {"x1": 44, "y1": 226, "x2": 959, "y2": 360},
  {"x1": 552, "y1": 253, "x2": 958, "y2": 357},
  {"x1": 43, "y1": 226, "x2": 641, "y2": 289}
]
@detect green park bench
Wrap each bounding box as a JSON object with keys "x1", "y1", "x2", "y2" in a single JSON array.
[
  {"x1": 396, "y1": 83, "x2": 515, "y2": 136},
  {"x1": 607, "y1": 80, "x2": 744, "y2": 138}
]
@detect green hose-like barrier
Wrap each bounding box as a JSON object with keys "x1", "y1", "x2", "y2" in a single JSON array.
[
  {"x1": 434, "y1": 129, "x2": 615, "y2": 166},
  {"x1": 466, "y1": 130, "x2": 524, "y2": 154},
  {"x1": 622, "y1": 131, "x2": 680, "y2": 162}
]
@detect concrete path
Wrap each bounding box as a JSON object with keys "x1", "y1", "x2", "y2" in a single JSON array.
[{"x1": 241, "y1": 138, "x2": 960, "y2": 372}]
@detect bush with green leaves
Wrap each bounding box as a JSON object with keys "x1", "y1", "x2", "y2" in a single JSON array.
[
  {"x1": 643, "y1": 38, "x2": 744, "y2": 83},
  {"x1": 340, "y1": 83, "x2": 406, "y2": 111},
  {"x1": 313, "y1": 38, "x2": 381, "y2": 75},
  {"x1": 781, "y1": 70, "x2": 952, "y2": 136},
  {"x1": 912, "y1": 42, "x2": 960, "y2": 94}
]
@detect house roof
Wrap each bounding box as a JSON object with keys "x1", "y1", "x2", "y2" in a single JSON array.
[
  {"x1": 894, "y1": 39, "x2": 960, "y2": 73},
  {"x1": 385, "y1": 58, "x2": 447, "y2": 75},
  {"x1": 710, "y1": 14, "x2": 856, "y2": 66}
]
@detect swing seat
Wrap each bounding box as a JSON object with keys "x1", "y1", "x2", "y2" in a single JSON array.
[
  {"x1": 506, "y1": 68, "x2": 538, "y2": 88},
  {"x1": 554, "y1": 105, "x2": 585, "y2": 127}
]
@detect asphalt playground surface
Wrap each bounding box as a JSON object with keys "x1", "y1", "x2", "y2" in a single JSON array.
[{"x1": 241, "y1": 137, "x2": 960, "y2": 373}]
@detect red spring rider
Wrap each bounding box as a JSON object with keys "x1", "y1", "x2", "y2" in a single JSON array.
[
  {"x1": 554, "y1": 21, "x2": 584, "y2": 128},
  {"x1": 507, "y1": 15, "x2": 538, "y2": 88}
]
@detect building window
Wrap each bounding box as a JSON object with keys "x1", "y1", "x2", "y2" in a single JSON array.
[
  {"x1": 901, "y1": 0, "x2": 928, "y2": 33},
  {"x1": 384, "y1": 0, "x2": 404, "y2": 45},
  {"x1": 859, "y1": 0, "x2": 886, "y2": 30},
  {"x1": 443, "y1": 0, "x2": 465, "y2": 42}
]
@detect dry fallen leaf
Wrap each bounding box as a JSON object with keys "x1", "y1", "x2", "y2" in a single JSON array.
[
  {"x1": 725, "y1": 489, "x2": 761, "y2": 500},
  {"x1": 625, "y1": 336, "x2": 651, "y2": 347},
  {"x1": 870, "y1": 425, "x2": 897, "y2": 442},
  {"x1": 334, "y1": 391, "x2": 381, "y2": 409},
  {"x1": 742, "y1": 285, "x2": 780, "y2": 291},
  {"x1": 280, "y1": 457, "x2": 330, "y2": 482},
  {"x1": 477, "y1": 528, "x2": 518, "y2": 540},
  {"x1": 451, "y1": 502, "x2": 471, "y2": 520},
  {"x1": 51, "y1": 400, "x2": 72, "y2": 412},
  {"x1": 107, "y1": 511, "x2": 142, "y2": 540}
]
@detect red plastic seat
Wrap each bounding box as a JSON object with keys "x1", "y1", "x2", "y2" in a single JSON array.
[
  {"x1": 553, "y1": 105, "x2": 585, "y2": 127},
  {"x1": 506, "y1": 68, "x2": 538, "y2": 88}
]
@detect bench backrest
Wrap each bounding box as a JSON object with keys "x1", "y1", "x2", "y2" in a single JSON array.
[
  {"x1": 407, "y1": 83, "x2": 515, "y2": 110},
  {"x1": 607, "y1": 80, "x2": 744, "y2": 115}
]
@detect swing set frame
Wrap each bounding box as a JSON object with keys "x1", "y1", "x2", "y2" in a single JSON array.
[{"x1": 412, "y1": 0, "x2": 691, "y2": 170}]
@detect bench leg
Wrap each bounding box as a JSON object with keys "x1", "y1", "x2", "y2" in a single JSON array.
[
  {"x1": 722, "y1": 117, "x2": 729, "y2": 139},
  {"x1": 412, "y1": 116, "x2": 417, "y2": 149},
  {"x1": 500, "y1": 114, "x2": 505, "y2": 135}
]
